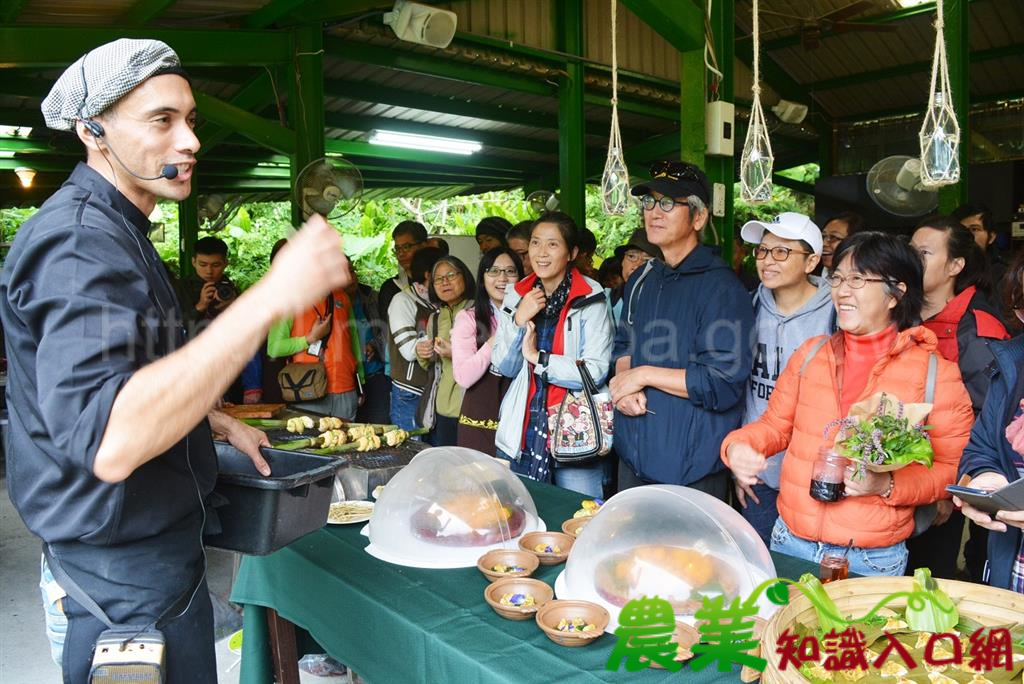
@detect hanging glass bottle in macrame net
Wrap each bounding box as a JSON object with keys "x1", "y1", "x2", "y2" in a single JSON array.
[
  {"x1": 918, "y1": 0, "x2": 960, "y2": 187},
  {"x1": 601, "y1": 0, "x2": 630, "y2": 215},
  {"x1": 739, "y1": 0, "x2": 774, "y2": 204}
]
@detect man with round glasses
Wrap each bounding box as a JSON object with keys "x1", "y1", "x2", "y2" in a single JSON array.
[
  {"x1": 610, "y1": 160, "x2": 754, "y2": 500},
  {"x1": 735, "y1": 212, "x2": 834, "y2": 544}
]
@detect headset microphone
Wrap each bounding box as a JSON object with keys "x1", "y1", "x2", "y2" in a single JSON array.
[{"x1": 93, "y1": 130, "x2": 180, "y2": 181}]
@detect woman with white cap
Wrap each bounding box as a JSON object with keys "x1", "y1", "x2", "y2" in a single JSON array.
[{"x1": 736, "y1": 212, "x2": 835, "y2": 546}]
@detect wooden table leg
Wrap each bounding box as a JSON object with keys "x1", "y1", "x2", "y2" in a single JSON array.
[{"x1": 266, "y1": 608, "x2": 300, "y2": 684}]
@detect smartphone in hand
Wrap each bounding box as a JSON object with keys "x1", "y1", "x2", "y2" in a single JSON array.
[{"x1": 947, "y1": 478, "x2": 1024, "y2": 515}]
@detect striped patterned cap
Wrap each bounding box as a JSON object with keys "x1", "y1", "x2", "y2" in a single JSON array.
[{"x1": 41, "y1": 39, "x2": 184, "y2": 131}]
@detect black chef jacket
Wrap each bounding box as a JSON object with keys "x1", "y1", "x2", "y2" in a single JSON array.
[{"x1": 0, "y1": 163, "x2": 217, "y2": 622}]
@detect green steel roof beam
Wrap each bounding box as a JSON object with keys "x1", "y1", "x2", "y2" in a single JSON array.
[
  {"x1": 119, "y1": 0, "x2": 176, "y2": 26},
  {"x1": 196, "y1": 72, "x2": 277, "y2": 158},
  {"x1": 762, "y1": 0, "x2": 989, "y2": 52},
  {"x1": 324, "y1": 113, "x2": 553, "y2": 154},
  {"x1": 555, "y1": 0, "x2": 587, "y2": 225},
  {"x1": 619, "y1": 0, "x2": 705, "y2": 52},
  {"x1": 0, "y1": 158, "x2": 73, "y2": 172},
  {"x1": 193, "y1": 91, "x2": 296, "y2": 155},
  {"x1": 835, "y1": 88, "x2": 1023, "y2": 123},
  {"x1": 0, "y1": 0, "x2": 29, "y2": 23},
  {"x1": 808, "y1": 41, "x2": 1024, "y2": 92},
  {"x1": 324, "y1": 138, "x2": 536, "y2": 174},
  {"x1": 582, "y1": 92, "x2": 677, "y2": 120},
  {"x1": 771, "y1": 173, "x2": 814, "y2": 195},
  {"x1": 0, "y1": 28, "x2": 292, "y2": 67},
  {"x1": 324, "y1": 36, "x2": 555, "y2": 97},
  {"x1": 0, "y1": 72, "x2": 52, "y2": 99},
  {"x1": 0, "y1": 108, "x2": 43, "y2": 128},
  {"x1": 245, "y1": 0, "x2": 321, "y2": 28}
]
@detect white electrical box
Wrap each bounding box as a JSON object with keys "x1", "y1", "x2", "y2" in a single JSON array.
[
  {"x1": 705, "y1": 101, "x2": 735, "y2": 157},
  {"x1": 712, "y1": 182, "x2": 726, "y2": 217},
  {"x1": 1012, "y1": 221, "x2": 1024, "y2": 239}
]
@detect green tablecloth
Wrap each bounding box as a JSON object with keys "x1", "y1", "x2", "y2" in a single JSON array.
[{"x1": 231, "y1": 478, "x2": 818, "y2": 684}]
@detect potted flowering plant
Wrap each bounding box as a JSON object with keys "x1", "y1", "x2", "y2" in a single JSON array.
[{"x1": 825, "y1": 392, "x2": 934, "y2": 478}]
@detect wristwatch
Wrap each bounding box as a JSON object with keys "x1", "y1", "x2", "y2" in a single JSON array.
[{"x1": 537, "y1": 350, "x2": 550, "y2": 367}]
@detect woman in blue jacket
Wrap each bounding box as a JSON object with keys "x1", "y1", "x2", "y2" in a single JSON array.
[
  {"x1": 955, "y1": 255, "x2": 1024, "y2": 591},
  {"x1": 493, "y1": 212, "x2": 614, "y2": 497}
]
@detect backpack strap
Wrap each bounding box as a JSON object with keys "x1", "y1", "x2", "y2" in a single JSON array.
[
  {"x1": 800, "y1": 337, "x2": 830, "y2": 377},
  {"x1": 925, "y1": 352, "x2": 938, "y2": 405}
]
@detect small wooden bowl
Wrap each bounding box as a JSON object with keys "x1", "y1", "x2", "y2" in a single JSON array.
[
  {"x1": 535, "y1": 599, "x2": 609, "y2": 647},
  {"x1": 645, "y1": 621, "x2": 702, "y2": 669},
  {"x1": 476, "y1": 549, "x2": 540, "y2": 582},
  {"x1": 518, "y1": 531, "x2": 573, "y2": 565},
  {"x1": 483, "y1": 577, "x2": 553, "y2": 621},
  {"x1": 561, "y1": 517, "x2": 590, "y2": 538}
]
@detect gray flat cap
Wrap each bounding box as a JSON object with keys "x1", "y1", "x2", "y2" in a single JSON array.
[{"x1": 41, "y1": 39, "x2": 184, "y2": 131}]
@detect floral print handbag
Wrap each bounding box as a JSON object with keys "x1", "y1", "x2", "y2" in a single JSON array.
[{"x1": 547, "y1": 360, "x2": 614, "y2": 464}]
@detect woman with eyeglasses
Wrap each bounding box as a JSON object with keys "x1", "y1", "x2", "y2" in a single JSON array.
[
  {"x1": 451, "y1": 247, "x2": 525, "y2": 455},
  {"x1": 722, "y1": 232, "x2": 973, "y2": 576},
  {"x1": 493, "y1": 212, "x2": 615, "y2": 497},
  {"x1": 954, "y1": 250, "x2": 1024, "y2": 593},
  {"x1": 734, "y1": 213, "x2": 835, "y2": 547},
  {"x1": 910, "y1": 216, "x2": 1009, "y2": 582},
  {"x1": 417, "y1": 256, "x2": 475, "y2": 446}
]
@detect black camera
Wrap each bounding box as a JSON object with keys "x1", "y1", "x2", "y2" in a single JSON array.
[{"x1": 214, "y1": 281, "x2": 235, "y2": 300}]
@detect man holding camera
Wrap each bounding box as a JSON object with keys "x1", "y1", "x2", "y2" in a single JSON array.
[
  {"x1": 177, "y1": 235, "x2": 237, "y2": 333},
  {"x1": 0, "y1": 39, "x2": 351, "y2": 682}
]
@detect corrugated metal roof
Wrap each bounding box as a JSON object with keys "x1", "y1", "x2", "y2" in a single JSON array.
[{"x1": 1, "y1": 0, "x2": 1021, "y2": 206}]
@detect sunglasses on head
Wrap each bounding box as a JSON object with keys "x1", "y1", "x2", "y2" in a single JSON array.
[{"x1": 650, "y1": 161, "x2": 703, "y2": 183}]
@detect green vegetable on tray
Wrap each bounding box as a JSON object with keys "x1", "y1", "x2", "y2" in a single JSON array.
[{"x1": 905, "y1": 567, "x2": 958, "y2": 633}]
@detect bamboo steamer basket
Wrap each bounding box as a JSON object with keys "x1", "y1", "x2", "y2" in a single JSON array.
[{"x1": 761, "y1": 576, "x2": 1024, "y2": 684}]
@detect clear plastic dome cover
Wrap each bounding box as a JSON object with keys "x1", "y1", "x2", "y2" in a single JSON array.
[
  {"x1": 363, "y1": 447, "x2": 546, "y2": 568},
  {"x1": 555, "y1": 485, "x2": 776, "y2": 632}
]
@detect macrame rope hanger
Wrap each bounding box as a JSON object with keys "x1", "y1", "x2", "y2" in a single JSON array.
[
  {"x1": 601, "y1": 0, "x2": 630, "y2": 215},
  {"x1": 918, "y1": 0, "x2": 961, "y2": 187},
  {"x1": 739, "y1": 0, "x2": 774, "y2": 203}
]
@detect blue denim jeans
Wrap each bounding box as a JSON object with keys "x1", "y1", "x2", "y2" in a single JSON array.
[
  {"x1": 769, "y1": 518, "x2": 908, "y2": 577},
  {"x1": 496, "y1": 450, "x2": 604, "y2": 498},
  {"x1": 740, "y1": 482, "x2": 780, "y2": 549},
  {"x1": 389, "y1": 385, "x2": 421, "y2": 432},
  {"x1": 40, "y1": 554, "x2": 67, "y2": 666},
  {"x1": 553, "y1": 462, "x2": 604, "y2": 498}
]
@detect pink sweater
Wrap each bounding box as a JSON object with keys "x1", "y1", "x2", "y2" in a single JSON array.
[{"x1": 451, "y1": 306, "x2": 496, "y2": 389}]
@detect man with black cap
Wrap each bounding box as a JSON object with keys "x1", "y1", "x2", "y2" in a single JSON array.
[
  {"x1": 609, "y1": 161, "x2": 754, "y2": 500},
  {"x1": 0, "y1": 39, "x2": 351, "y2": 682}
]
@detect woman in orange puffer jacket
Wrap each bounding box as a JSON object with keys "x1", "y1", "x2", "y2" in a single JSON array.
[{"x1": 723, "y1": 232, "x2": 973, "y2": 576}]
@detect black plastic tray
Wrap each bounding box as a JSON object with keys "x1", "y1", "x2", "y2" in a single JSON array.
[{"x1": 204, "y1": 442, "x2": 343, "y2": 555}]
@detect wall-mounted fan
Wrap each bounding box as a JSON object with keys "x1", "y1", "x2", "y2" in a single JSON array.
[
  {"x1": 866, "y1": 155, "x2": 938, "y2": 217},
  {"x1": 197, "y1": 194, "x2": 248, "y2": 232},
  {"x1": 294, "y1": 157, "x2": 363, "y2": 220},
  {"x1": 526, "y1": 190, "x2": 560, "y2": 216}
]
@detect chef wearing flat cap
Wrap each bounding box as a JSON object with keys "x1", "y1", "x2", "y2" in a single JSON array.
[{"x1": 0, "y1": 39, "x2": 351, "y2": 682}]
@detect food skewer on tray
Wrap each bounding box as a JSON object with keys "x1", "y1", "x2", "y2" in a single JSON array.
[{"x1": 242, "y1": 413, "x2": 427, "y2": 455}]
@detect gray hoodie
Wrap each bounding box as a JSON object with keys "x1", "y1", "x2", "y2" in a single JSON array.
[{"x1": 746, "y1": 276, "x2": 834, "y2": 488}]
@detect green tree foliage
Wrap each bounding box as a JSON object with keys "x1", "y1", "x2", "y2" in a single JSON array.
[
  {"x1": 734, "y1": 164, "x2": 818, "y2": 224},
  {"x1": 1, "y1": 173, "x2": 816, "y2": 290}
]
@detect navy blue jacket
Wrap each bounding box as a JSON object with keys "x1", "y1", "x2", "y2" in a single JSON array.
[
  {"x1": 958, "y1": 335, "x2": 1024, "y2": 590},
  {"x1": 613, "y1": 245, "x2": 755, "y2": 485}
]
